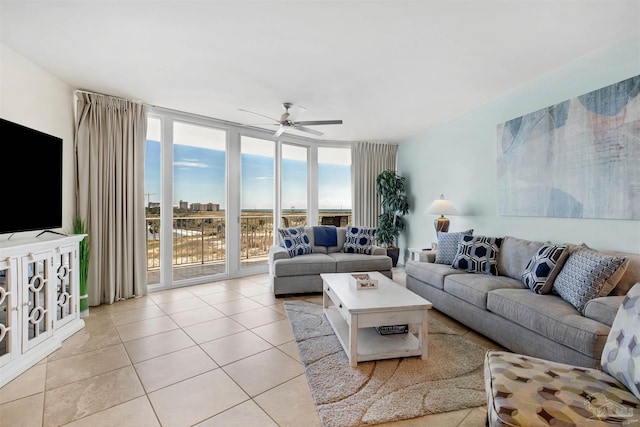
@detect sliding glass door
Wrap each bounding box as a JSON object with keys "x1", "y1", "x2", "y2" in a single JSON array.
[{"x1": 172, "y1": 121, "x2": 227, "y2": 282}]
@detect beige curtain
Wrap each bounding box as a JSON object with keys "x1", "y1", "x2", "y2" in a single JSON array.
[
  {"x1": 351, "y1": 142, "x2": 398, "y2": 227},
  {"x1": 75, "y1": 92, "x2": 148, "y2": 305}
]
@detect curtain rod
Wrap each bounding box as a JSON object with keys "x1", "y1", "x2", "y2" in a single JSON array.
[{"x1": 74, "y1": 89, "x2": 147, "y2": 105}]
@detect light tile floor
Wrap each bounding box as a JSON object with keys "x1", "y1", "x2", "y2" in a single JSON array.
[{"x1": 0, "y1": 267, "x2": 488, "y2": 427}]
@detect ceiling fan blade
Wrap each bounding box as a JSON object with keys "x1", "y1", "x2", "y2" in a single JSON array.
[
  {"x1": 290, "y1": 105, "x2": 306, "y2": 121},
  {"x1": 294, "y1": 120, "x2": 343, "y2": 126},
  {"x1": 238, "y1": 108, "x2": 279, "y2": 123},
  {"x1": 273, "y1": 126, "x2": 285, "y2": 139},
  {"x1": 294, "y1": 125, "x2": 324, "y2": 136}
]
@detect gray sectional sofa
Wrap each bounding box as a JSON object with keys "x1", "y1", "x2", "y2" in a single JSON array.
[
  {"x1": 406, "y1": 236, "x2": 640, "y2": 369},
  {"x1": 269, "y1": 226, "x2": 392, "y2": 296}
]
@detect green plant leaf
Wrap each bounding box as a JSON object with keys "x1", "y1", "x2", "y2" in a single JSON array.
[{"x1": 375, "y1": 170, "x2": 409, "y2": 247}]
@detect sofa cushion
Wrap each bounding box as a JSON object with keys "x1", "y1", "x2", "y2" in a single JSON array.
[
  {"x1": 444, "y1": 274, "x2": 524, "y2": 309},
  {"x1": 302, "y1": 226, "x2": 349, "y2": 255},
  {"x1": 327, "y1": 227, "x2": 348, "y2": 254},
  {"x1": 435, "y1": 229, "x2": 473, "y2": 265},
  {"x1": 584, "y1": 296, "x2": 626, "y2": 327},
  {"x1": 273, "y1": 253, "x2": 336, "y2": 276},
  {"x1": 487, "y1": 289, "x2": 610, "y2": 357},
  {"x1": 278, "y1": 226, "x2": 313, "y2": 257},
  {"x1": 601, "y1": 283, "x2": 640, "y2": 400},
  {"x1": 553, "y1": 247, "x2": 627, "y2": 313},
  {"x1": 300, "y1": 226, "x2": 327, "y2": 254},
  {"x1": 451, "y1": 235, "x2": 503, "y2": 275},
  {"x1": 521, "y1": 244, "x2": 569, "y2": 294},
  {"x1": 404, "y1": 260, "x2": 467, "y2": 290},
  {"x1": 497, "y1": 236, "x2": 545, "y2": 280},
  {"x1": 328, "y1": 252, "x2": 392, "y2": 273},
  {"x1": 343, "y1": 226, "x2": 376, "y2": 254}
]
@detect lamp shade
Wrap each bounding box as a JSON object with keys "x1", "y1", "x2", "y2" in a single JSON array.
[
  {"x1": 425, "y1": 195, "x2": 459, "y2": 216},
  {"x1": 426, "y1": 194, "x2": 458, "y2": 233}
]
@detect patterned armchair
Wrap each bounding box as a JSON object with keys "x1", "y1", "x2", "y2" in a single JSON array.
[{"x1": 484, "y1": 283, "x2": 640, "y2": 426}]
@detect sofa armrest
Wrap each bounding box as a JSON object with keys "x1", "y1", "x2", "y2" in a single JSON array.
[
  {"x1": 583, "y1": 295, "x2": 625, "y2": 327},
  {"x1": 371, "y1": 245, "x2": 387, "y2": 256},
  {"x1": 269, "y1": 245, "x2": 290, "y2": 263}
]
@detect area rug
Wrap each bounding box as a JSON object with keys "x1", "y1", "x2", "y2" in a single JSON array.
[{"x1": 284, "y1": 299, "x2": 494, "y2": 427}]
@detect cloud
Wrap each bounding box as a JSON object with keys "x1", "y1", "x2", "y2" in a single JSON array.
[
  {"x1": 255, "y1": 176, "x2": 273, "y2": 180},
  {"x1": 174, "y1": 161, "x2": 208, "y2": 168}
]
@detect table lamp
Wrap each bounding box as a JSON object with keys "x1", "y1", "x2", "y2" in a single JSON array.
[{"x1": 425, "y1": 194, "x2": 459, "y2": 233}]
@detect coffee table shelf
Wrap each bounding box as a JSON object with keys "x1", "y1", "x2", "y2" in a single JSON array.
[
  {"x1": 321, "y1": 272, "x2": 432, "y2": 367},
  {"x1": 325, "y1": 306, "x2": 421, "y2": 361}
]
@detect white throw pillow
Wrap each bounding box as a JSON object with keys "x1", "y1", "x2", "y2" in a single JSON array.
[{"x1": 601, "y1": 283, "x2": 640, "y2": 400}]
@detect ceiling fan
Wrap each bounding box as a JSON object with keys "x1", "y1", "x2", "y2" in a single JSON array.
[{"x1": 239, "y1": 102, "x2": 343, "y2": 139}]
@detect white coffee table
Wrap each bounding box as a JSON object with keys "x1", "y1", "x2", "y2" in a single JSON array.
[{"x1": 321, "y1": 271, "x2": 433, "y2": 367}]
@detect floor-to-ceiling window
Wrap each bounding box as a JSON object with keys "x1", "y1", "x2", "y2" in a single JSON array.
[
  {"x1": 281, "y1": 144, "x2": 308, "y2": 227},
  {"x1": 144, "y1": 117, "x2": 162, "y2": 286},
  {"x1": 172, "y1": 121, "x2": 227, "y2": 282},
  {"x1": 144, "y1": 108, "x2": 356, "y2": 288},
  {"x1": 318, "y1": 147, "x2": 352, "y2": 226},
  {"x1": 240, "y1": 136, "x2": 275, "y2": 269}
]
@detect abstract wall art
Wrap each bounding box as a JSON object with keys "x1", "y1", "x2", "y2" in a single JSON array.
[{"x1": 497, "y1": 75, "x2": 640, "y2": 220}]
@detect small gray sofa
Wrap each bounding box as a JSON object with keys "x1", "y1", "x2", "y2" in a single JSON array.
[
  {"x1": 269, "y1": 226, "x2": 392, "y2": 296},
  {"x1": 406, "y1": 236, "x2": 640, "y2": 369}
]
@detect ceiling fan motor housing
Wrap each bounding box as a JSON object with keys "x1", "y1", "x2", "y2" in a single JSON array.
[{"x1": 280, "y1": 103, "x2": 293, "y2": 124}]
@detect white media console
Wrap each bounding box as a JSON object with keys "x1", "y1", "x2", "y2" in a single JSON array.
[{"x1": 0, "y1": 234, "x2": 85, "y2": 387}]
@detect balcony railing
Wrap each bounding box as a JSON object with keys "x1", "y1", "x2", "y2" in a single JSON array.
[{"x1": 145, "y1": 212, "x2": 352, "y2": 273}]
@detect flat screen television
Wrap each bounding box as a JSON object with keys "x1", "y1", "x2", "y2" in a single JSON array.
[{"x1": 0, "y1": 118, "x2": 63, "y2": 234}]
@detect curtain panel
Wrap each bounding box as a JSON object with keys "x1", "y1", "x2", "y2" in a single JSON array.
[
  {"x1": 351, "y1": 142, "x2": 398, "y2": 228},
  {"x1": 75, "y1": 92, "x2": 148, "y2": 305}
]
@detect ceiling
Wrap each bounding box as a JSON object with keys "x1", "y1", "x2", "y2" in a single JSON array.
[{"x1": 1, "y1": 1, "x2": 638, "y2": 143}]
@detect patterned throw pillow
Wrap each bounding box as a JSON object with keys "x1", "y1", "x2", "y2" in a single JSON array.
[
  {"x1": 451, "y1": 235, "x2": 503, "y2": 275},
  {"x1": 278, "y1": 226, "x2": 312, "y2": 258},
  {"x1": 343, "y1": 226, "x2": 376, "y2": 254},
  {"x1": 601, "y1": 283, "x2": 640, "y2": 400},
  {"x1": 552, "y1": 247, "x2": 627, "y2": 313},
  {"x1": 435, "y1": 229, "x2": 474, "y2": 265},
  {"x1": 521, "y1": 244, "x2": 569, "y2": 294}
]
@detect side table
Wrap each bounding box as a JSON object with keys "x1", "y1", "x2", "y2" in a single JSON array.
[{"x1": 407, "y1": 247, "x2": 435, "y2": 263}]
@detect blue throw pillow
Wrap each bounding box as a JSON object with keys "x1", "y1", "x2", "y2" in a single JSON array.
[
  {"x1": 278, "y1": 226, "x2": 312, "y2": 258},
  {"x1": 451, "y1": 235, "x2": 503, "y2": 275},
  {"x1": 521, "y1": 244, "x2": 568, "y2": 294},
  {"x1": 313, "y1": 226, "x2": 338, "y2": 247},
  {"x1": 343, "y1": 226, "x2": 376, "y2": 254}
]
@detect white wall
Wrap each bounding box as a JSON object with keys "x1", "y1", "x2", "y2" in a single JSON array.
[
  {"x1": 0, "y1": 43, "x2": 75, "y2": 235},
  {"x1": 398, "y1": 35, "x2": 640, "y2": 255}
]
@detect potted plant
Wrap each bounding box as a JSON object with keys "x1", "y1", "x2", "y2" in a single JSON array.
[
  {"x1": 72, "y1": 218, "x2": 90, "y2": 317},
  {"x1": 376, "y1": 170, "x2": 409, "y2": 266}
]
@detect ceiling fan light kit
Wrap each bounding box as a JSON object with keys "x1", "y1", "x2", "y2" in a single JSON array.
[{"x1": 239, "y1": 102, "x2": 343, "y2": 139}]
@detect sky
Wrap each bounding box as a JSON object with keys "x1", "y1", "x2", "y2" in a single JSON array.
[{"x1": 144, "y1": 138, "x2": 351, "y2": 210}]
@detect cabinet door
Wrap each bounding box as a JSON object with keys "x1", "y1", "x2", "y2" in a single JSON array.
[
  {"x1": 0, "y1": 258, "x2": 18, "y2": 367},
  {"x1": 21, "y1": 252, "x2": 53, "y2": 351},
  {"x1": 53, "y1": 245, "x2": 77, "y2": 330}
]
